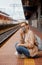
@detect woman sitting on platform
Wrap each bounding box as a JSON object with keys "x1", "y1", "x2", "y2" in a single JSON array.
[{"x1": 15, "y1": 21, "x2": 39, "y2": 58}]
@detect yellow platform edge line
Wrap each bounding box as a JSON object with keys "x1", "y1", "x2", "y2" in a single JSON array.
[{"x1": 24, "y1": 59, "x2": 35, "y2": 65}]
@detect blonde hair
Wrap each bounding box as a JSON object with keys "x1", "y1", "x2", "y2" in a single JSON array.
[{"x1": 20, "y1": 21, "x2": 29, "y2": 27}]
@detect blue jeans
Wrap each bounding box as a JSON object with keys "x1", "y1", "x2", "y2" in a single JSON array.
[{"x1": 15, "y1": 43, "x2": 30, "y2": 58}]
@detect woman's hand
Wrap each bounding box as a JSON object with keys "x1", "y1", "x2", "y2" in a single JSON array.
[
  {"x1": 17, "y1": 43, "x2": 21, "y2": 46},
  {"x1": 17, "y1": 43, "x2": 24, "y2": 47}
]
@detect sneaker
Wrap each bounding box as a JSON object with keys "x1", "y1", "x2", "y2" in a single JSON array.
[
  {"x1": 15, "y1": 51, "x2": 26, "y2": 58},
  {"x1": 20, "y1": 54, "x2": 26, "y2": 59},
  {"x1": 15, "y1": 51, "x2": 19, "y2": 56},
  {"x1": 15, "y1": 51, "x2": 21, "y2": 58}
]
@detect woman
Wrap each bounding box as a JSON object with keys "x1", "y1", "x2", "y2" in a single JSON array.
[{"x1": 15, "y1": 21, "x2": 38, "y2": 58}]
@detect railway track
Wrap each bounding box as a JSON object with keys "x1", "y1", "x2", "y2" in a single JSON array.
[
  {"x1": 0, "y1": 24, "x2": 20, "y2": 45},
  {"x1": 0, "y1": 24, "x2": 18, "y2": 34}
]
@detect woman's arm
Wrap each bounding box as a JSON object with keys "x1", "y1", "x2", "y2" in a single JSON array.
[
  {"x1": 17, "y1": 41, "x2": 34, "y2": 49},
  {"x1": 18, "y1": 31, "x2": 35, "y2": 49},
  {"x1": 19, "y1": 29, "x2": 25, "y2": 44},
  {"x1": 26, "y1": 32, "x2": 35, "y2": 48}
]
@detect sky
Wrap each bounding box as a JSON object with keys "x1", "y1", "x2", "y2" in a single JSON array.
[{"x1": 0, "y1": 0, "x2": 25, "y2": 20}]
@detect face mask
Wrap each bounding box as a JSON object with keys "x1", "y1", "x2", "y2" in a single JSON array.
[{"x1": 22, "y1": 27, "x2": 26, "y2": 33}]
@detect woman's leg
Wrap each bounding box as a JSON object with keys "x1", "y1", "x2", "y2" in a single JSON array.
[{"x1": 16, "y1": 46, "x2": 30, "y2": 57}]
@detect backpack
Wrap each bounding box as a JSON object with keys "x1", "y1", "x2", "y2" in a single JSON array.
[{"x1": 35, "y1": 35, "x2": 42, "y2": 51}]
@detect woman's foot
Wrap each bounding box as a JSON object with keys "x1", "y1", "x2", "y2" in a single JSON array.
[{"x1": 15, "y1": 51, "x2": 26, "y2": 58}]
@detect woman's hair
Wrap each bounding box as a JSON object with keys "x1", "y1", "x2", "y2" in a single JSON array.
[
  {"x1": 20, "y1": 21, "x2": 29, "y2": 27},
  {"x1": 25, "y1": 22, "x2": 28, "y2": 25},
  {"x1": 21, "y1": 22, "x2": 29, "y2": 33}
]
